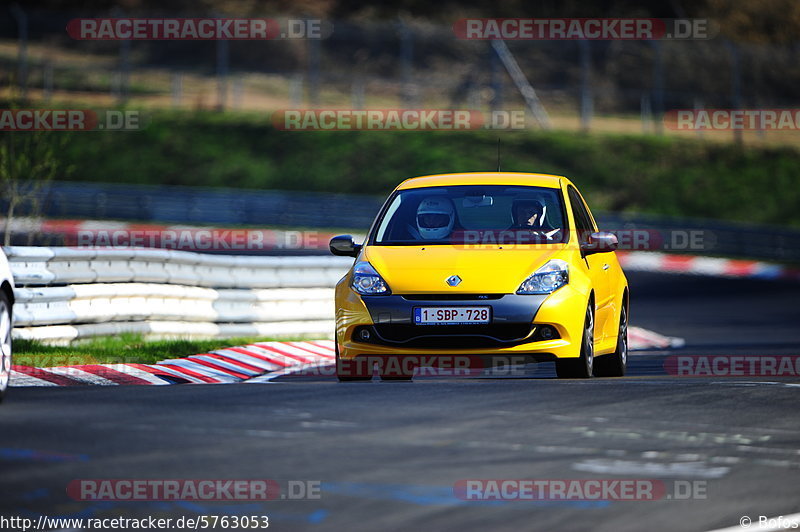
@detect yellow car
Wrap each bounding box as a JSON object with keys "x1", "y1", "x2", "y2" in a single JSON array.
[{"x1": 329, "y1": 172, "x2": 629, "y2": 381}]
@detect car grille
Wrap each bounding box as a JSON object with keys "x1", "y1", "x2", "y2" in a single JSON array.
[
  {"x1": 369, "y1": 323, "x2": 534, "y2": 348},
  {"x1": 401, "y1": 294, "x2": 504, "y2": 301}
]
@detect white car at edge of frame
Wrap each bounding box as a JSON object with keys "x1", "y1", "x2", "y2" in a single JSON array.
[{"x1": 0, "y1": 248, "x2": 14, "y2": 402}]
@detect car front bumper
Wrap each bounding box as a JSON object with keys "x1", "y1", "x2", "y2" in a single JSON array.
[{"x1": 334, "y1": 277, "x2": 589, "y2": 361}]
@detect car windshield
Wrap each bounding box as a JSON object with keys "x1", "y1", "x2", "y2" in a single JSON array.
[{"x1": 372, "y1": 185, "x2": 568, "y2": 245}]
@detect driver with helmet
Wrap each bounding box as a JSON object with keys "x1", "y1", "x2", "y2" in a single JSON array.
[{"x1": 412, "y1": 196, "x2": 455, "y2": 240}]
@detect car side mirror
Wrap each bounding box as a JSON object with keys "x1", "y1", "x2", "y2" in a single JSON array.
[
  {"x1": 329, "y1": 235, "x2": 362, "y2": 257},
  {"x1": 581, "y1": 231, "x2": 618, "y2": 256}
]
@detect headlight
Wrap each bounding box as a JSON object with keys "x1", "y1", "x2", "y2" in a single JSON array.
[
  {"x1": 517, "y1": 259, "x2": 569, "y2": 295},
  {"x1": 351, "y1": 261, "x2": 391, "y2": 295}
]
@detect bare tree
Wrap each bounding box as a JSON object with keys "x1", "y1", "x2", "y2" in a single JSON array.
[{"x1": 1, "y1": 132, "x2": 72, "y2": 246}]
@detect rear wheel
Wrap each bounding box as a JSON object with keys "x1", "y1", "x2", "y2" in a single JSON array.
[
  {"x1": 594, "y1": 304, "x2": 628, "y2": 377},
  {"x1": 555, "y1": 303, "x2": 594, "y2": 379},
  {"x1": 0, "y1": 291, "x2": 12, "y2": 402}
]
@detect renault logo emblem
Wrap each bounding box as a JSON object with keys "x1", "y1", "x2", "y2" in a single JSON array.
[{"x1": 446, "y1": 275, "x2": 462, "y2": 287}]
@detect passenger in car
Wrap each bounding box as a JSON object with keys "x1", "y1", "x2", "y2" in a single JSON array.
[{"x1": 511, "y1": 199, "x2": 562, "y2": 241}]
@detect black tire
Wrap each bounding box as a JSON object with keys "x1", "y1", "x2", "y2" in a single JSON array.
[
  {"x1": 379, "y1": 374, "x2": 414, "y2": 381},
  {"x1": 555, "y1": 302, "x2": 594, "y2": 379},
  {"x1": 335, "y1": 339, "x2": 371, "y2": 382},
  {"x1": 594, "y1": 304, "x2": 628, "y2": 377},
  {"x1": 0, "y1": 291, "x2": 12, "y2": 403}
]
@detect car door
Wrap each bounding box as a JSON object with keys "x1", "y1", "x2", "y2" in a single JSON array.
[{"x1": 567, "y1": 186, "x2": 613, "y2": 343}]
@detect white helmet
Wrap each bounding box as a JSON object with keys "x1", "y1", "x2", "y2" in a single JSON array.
[{"x1": 416, "y1": 197, "x2": 455, "y2": 240}]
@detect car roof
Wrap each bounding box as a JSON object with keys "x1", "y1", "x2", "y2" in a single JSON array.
[{"x1": 395, "y1": 172, "x2": 570, "y2": 190}]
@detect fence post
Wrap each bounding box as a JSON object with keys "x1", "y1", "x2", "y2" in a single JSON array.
[
  {"x1": 171, "y1": 72, "x2": 182, "y2": 108},
  {"x1": 351, "y1": 77, "x2": 365, "y2": 109},
  {"x1": 216, "y1": 36, "x2": 229, "y2": 110},
  {"x1": 119, "y1": 38, "x2": 130, "y2": 104},
  {"x1": 307, "y1": 35, "x2": 320, "y2": 107},
  {"x1": 232, "y1": 77, "x2": 244, "y2": 109},
  {"x1": 468, "y1": 87, "x2": 481, "y2": 110},
  {"x1": 398, "y1": 21, "x2": 415, "y2": 108},
  {"x1": 11, "y1": 4, "x2": 28, "y2": 100},
  {"x1": 651, "y1": 40, "x2": 664, "y2": 135},
  {"x1": 489, "y1": 42, "x2": 503, "y2": 113},
  {"x1": 641, "y1": 94, "x2": 652, "y2": 134},
  {"x1": 726, "y1": 41, "x2": 743, "y2": 145},
  {"x1": 43, "y1": 60, "x2": 53, "y2": 101},
  {"x1": 693, "y1": 96, "x2": 704, "y2": 139},
  {"x1": 290, "y1": 74, "x2": 303, "y2": 107},
  {"x1": 579, "y1": 40, "x2": 593, "y2": 132}
]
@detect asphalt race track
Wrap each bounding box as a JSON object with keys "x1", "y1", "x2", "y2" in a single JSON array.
[{"x1": 3, "y1": 271, "x2": 800, "y2": 532}]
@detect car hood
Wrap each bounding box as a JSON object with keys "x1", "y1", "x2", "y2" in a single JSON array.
[{"x1": 363, "y1": 244, "x2": 567, "y2": 294}]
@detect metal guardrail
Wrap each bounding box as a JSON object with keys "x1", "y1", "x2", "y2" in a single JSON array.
[
  {"x1": 17, "y1": 181, "x2": 385, "y2": 230},
  {"x1": 599, "y1": 212, "x2": 800, "y2": 264},
  {"x1": 4, "y1": 181, "x2": 800, "y2": 262},
  {"x1": 5, "y1": 246, "x2": 353, "y2": 345}
]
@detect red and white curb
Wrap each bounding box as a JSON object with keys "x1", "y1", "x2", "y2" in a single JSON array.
[
  {"x1": 628, "y1": 326, "x2": 684, "y2": 350},
  {"x1": 617, "y1": 251, "x2": 800, "y2": 281},
  {"x1": 10, "y1": 341, "x2": 336, "y2": 387},
  {"x1": 10, "y1": 329, "x2": 682, "y2": 387}
]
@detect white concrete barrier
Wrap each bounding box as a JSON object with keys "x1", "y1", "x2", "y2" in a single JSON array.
[
  {"x1": 13, "y1": 284, "x2": 334, "y2": 326},
  {"x1": 5, "y1": 246, "x2": 352, "y2": 288},
  {"x1": 4, "y1": 246, "x2": 352, "y2": 344}
]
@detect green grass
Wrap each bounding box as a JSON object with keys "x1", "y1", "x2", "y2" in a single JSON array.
[
  {"x1": 13, "y1": 334, "x2": 309, "y2": 367},
  {"x1": 32, "y1": 109, "x2": 800, "y2": 228}
]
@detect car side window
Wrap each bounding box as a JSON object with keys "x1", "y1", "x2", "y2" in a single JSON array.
[{"x1": 568, "y1": 187, "x2": 594, "y2": 244}]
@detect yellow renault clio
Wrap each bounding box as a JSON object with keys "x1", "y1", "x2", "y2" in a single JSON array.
[{"x1": 330, "y1": 172, "x2": 629, "y2": 381}]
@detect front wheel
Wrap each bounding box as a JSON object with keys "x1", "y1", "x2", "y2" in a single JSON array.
[
  {"x1": 0, "y1": 291, "x2": 12, "y2": 402},
  {"x1": 594, "y1": 304, "x2": 628, "y2": 377},
  {"x1": 335, "y1": 339, "x2": 371, "y2": 382},
  {"x1": 555, "y1": 303, "x2": 594, "y2": 379}
]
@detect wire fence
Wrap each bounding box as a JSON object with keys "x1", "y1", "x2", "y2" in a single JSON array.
[{"x1": 3, "y1": 9, "x2": 800, "y2": 141}]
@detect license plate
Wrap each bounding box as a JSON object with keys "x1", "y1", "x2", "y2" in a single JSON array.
[{"x1": 413, "y1": 306, "x2": 491, "y2": 325}]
